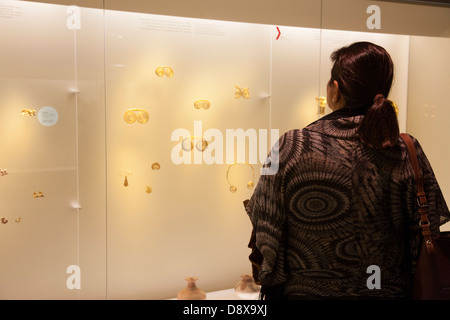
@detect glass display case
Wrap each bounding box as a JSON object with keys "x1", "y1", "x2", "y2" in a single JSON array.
[{"x1": 0, "y1": 0, "x2": 449, "y2": 300}]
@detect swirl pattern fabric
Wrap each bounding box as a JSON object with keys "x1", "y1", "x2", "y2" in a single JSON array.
[{"x1": 245, "y1": 109, "x2": 450, "y2": 299}]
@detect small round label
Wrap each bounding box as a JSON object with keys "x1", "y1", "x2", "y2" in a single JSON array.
[{"x1": 37, "y1": 106, "x2": 58, "y2": 127}]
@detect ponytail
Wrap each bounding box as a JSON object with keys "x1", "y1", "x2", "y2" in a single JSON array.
[
  {"x1": 329, "y1": 42, "x2": 399, "y2": 149},
  {"x1": 358, "y1": 94, "x2": 399, "y2": 149}
]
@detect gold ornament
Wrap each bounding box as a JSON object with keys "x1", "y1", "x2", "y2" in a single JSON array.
[
  {"x1": 21, "y1": 109, "x2": 37, "y2": 116},
  {"x1": 226, "y1": 162, "x2": 255, "y2": 193},
  {"x1": 194, "y1": 100, "x2": 211, "y2": 110},
  {"x1": 181, "y1": 137, "x2": 208, "y2": 152},
  {"x1": 33, "y1": 191, "x2": 44, "y2": 198},
  {"x1": 124, "y1": 109, "x2": 149, "y2": 124},
  {"x1": 155, "y1": 66, "x2": 174, "y2": 78},
  {"x1": 151, "y1": 162, "x2": 161, "y2": 170},
  {"x1": 235, "y1": 86, "x2": 250, "y2": 99},
  {"x1": 315, "y1": 97, "x2": 327, "y2": 115}
]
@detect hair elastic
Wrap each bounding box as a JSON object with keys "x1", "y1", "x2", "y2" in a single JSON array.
[{"x1": 373, "y1": 94, "x2": 385, "y2": 102}]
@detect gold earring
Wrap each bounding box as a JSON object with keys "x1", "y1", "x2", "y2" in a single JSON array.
[
  {"x1": 195, "y1": 139, "x2": 208, "y2": 152},
  {"x1": 124, "y1": 176, "x2": 129, "y2": 187},
  {"x1": 147, "y1": 161, "x2": 160, "y2": 194},
  {"x1": 181, "y1": 138, "x2": 194, "y2": 151},
  {"x1": 124, "y1": 109, "x2": 149, "y2": 124},
  {"x1": 1, "y1": 217, "x2": 8, "y2": 224},
  {"x1": 181, "y1": 137, "x2": 208, "y2": 152},
  {"x1": 155, "y1": 66, "x2": 174, "y2": 78},
  {"x1": 226, "y1": 162, "x2": 255, "y2": 193},
  {"x1": 151, "y1": 162, "x2": 161, "y2": 170},
  {"x1": 194, "y1": 100, "x2": 211, "y2": 110}
]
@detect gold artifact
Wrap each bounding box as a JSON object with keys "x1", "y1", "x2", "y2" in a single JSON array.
[
  {"x1": 124, "y1": 108, "x2": 149, "y2": 124},
  {"x1": 155, "y1": 66, "x2": 174, "y2": 78},
  {"x1": 235, "y1": 86, "x2": 250, "y2": 99},
  {"x1": 21, "y1": 109, "x2": 37, "y2": 116},
  {"x1": 145, "y1": 185, "x2": 152, "y2": 194},
  {"x1": 196, "y1": 140, "x2": 208, "y2": 152},
  {"x1": 0, "y1": 169, "x2": 7, "y2": 176},
  {"x1": 151, "y1": 162, "x2": 161, "y2": 170},
  {"x1": 181, "y1": 136, "x2": 208, "y2": 152},
  {"x1": 1, "y1": 218, "x2": 7, "y2": 224},
  {"x1": 124, "y1": 176, "x2": 129, "y2": 187},
  {"x1": 33, "y1": 191, "x2": 44, "y2": 198},
  {"x1": 315, "y1": 97, "x2": 327, "y2": 115},
  {"x1": 226, "y1": 162, "x2": 255, "y2": 193},
  {"x1": 194, "y1": 100, "x2": 211, "y2": 110}
]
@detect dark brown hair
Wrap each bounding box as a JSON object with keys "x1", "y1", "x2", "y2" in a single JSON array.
[{"x1": 330, "y1": 42, "x2": 399, "y2": 149}]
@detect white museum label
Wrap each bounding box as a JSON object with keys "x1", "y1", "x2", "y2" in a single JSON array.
[{"x1": 37, "y1": 106, "x2": 58, "y2": 127}]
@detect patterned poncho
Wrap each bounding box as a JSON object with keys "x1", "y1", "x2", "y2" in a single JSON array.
[{"x1": 245, "y1": 108, "x2": 449, "y2": 299}]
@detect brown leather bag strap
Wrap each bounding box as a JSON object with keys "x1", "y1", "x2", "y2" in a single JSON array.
[{"x1": 400, "y1": 133, "x2": 435, "y2": 254}]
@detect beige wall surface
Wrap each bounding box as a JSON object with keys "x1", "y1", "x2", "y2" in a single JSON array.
[
  {"x1": 407, "y1": 36, "x2": 450, "y2": 232},
  {"x1": 0, "y1": 0, "x2": 448, "y2": 299}
]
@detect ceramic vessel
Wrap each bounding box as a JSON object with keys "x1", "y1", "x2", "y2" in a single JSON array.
[
  {"x1": 177, "y1": 276, "x2": 206, "y2": 300},
  {"x1": 234, "y1": 274, "x2": 260, "y2": 300}
]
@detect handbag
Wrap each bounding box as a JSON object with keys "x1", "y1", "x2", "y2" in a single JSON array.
[{"x1": 401, "y1": 133, "x2": 450, "y2": 300}]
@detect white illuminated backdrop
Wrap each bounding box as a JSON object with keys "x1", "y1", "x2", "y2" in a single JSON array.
[{"x1": 0, "y1": 0, "x2": 447, "y2": 299}]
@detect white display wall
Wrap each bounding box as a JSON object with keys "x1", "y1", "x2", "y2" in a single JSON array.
[{"x1": 0, "y1": 0, "x2": 448, "y2": 299}]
